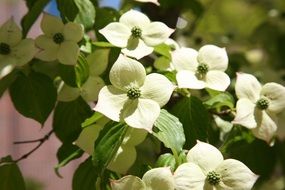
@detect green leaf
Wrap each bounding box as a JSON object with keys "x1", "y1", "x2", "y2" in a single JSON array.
[
  {"x1": 58, "y1": 64, "x2": 77, "y2": 87},
  {"x1": 92, "y1": 41, "x2": 115, "y2": 48},
  {"x1": 154, "y1": 56, "x2": 171, "y2": 71},
  {"x1": 74, "y1": 0, "x2": 96, "y2": 30},
  {"x1": 0, "y1": 70, "x2": 19, "y2": 98},
  {"x1": 153, "y1": 109, "x2": 185, "y2": 155},
  {"x1": 154, "y1": 44, "x2": 171, "y2": 59},
  {"x1": 92, "y1": 122, "x2": 128, "y2": 177},
  {"x1": 81, "y1": 112, "x2": 104, "y2": 128},
  {"x1": 75, "y1": 54, "x2": 89, "y2": 87},
  {"x1": 56, "y1": 0, "x2": 79, "y2": 21},
  {"x1": 72, "y1": 157, "x2": 97, "y2": 190},
  {"x1": 9, "y1": 71, "x2": 57, "y2": 125},
  {"x1": 170, "y1": 96, "x2": 210, "y2": 149},
  {"x1": 155, "y1": 153, "x2": 176, "y2": 171},
  {"x1": 21, "y1": 0, "x2": 50, "y2": 37},
  {"x1": 0, "y1": 156, "x2": 26, "y2": 190},
  {"x1": 53, "y1": 97, "x2": 93, "y2": 143},
  {"x1": 204, "y1": 92, "x2": 235, "y2": 111}
]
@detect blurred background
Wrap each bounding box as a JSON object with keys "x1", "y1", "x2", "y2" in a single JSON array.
[{"x1": 1, "y1": 0, "x2": 285, "y2": 189}]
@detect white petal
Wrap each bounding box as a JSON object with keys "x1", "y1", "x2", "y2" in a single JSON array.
[
  {"x1": 99, "y1": 22, "x2": 130, "y2": 47},
  {"x1": 57, "y1": 83, "x2": 80, "y2": 102},
  {"x1": 111, "y1": 176, "x2": 145, "y2": 190},
  {"x1": 94, "y1": 85, "x2": 128, "y2": 122},
  {"x1": 176, "y1": 70, "x2": 205, "y2": 89},
  {"x1": 121, "y1": 39, "x2": 153, "y2": 59},
  {"x1": 108, "y1": 145, "x2": 137, "y2": 174},
  {"x1": 232, "y1": 98, "x2": 257, "y2": 129},
  {"x1": 41, "y1": 13, "x2": 64, "y2": 36},
  {"x1": 109, "y1": 54, "x2": 146, "y2": 90},
  {"x1": 174, "y1": 163, "x2": 206, "y2": 190},
  {"x1": 123, "y1": 99, "x2": 160, "y2": 132},
  {"x1": 35, "y1": 35, "x2": 59, "y2": 61},
  {"x1": 142, "y1": 22, "x2": 174, "y2": 46},
  {"x1": 171, "y1": 48, "x2": 198, "y2": 71},
  {"x1": 252, "y1": 111, "x2": 277, "y2": 144},
  {"x1": 123, "y1": 128, "x2": 148, "y2": 146},
  {"x1": 205, "y1": 70, "x2": 230, "y2": 91},
  {"x1": 187, "y1": 141, "x2": 224, "y2": 174},
  {"x1": 63, "y1": 22, "x2": 84, "y2": 42},
  {"x1": 140, "y1": 73, "x2": 174, "y2": 107},
  {"x1": 197, "y1": 45, "x2": 228, "y2": 71},
  {"x1": 119, "y1": 10, "x2": 151, "y2": 29},
  {"x1": 0, "y1": 61, "x2": 15, "y2": 80},
  {"x1": 81, "y1": 76, "x2": 105, "y2": 102},
  {"x1": 57, "y1": 41, "x2": 79, "y2": 65},
  {"x1": 165, "y1": 38, "x2": 180, "y2": 50},
  {"x1": 11, "y1": 39, "x2": 36, "y2": 66},
  {"x1": 261, "y1": 83, "x2": 285, "y2": 113},
  {"x1": 87, "y1": 48, "x2": 110, "y2": 76},
  {"x1": 216, "y1": 159, "x2": 258, "y2": 190},
  {"x1": 235, "y1": 73, "x2": 261, "y2": 102},
  {"x1": 142, "y1": 167, "x2": 175, "y2": 190},
  {"x1": 0, "y1": 18, "x2": 22, "y2": 46},
  {"x1": 134, "y1": 0, "x2": 160, "y2": 6}
]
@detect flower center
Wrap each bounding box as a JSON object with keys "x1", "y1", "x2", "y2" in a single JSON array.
[
  {"x1": 207, "y1": 171, "x2": 221, "y2": 186},
  {"x1": 131, "y1": 26, "x2": 142, "y2": 38},
  {"x1": 0, "y1": 42, "x2": 11, "y2": 55},
  {"x1": 127, "y1": 87, "x2": 141, "y2": 99},
  {"x1": 196, "y1": 63, "x2": 209, "y2": 79},
  {"x1": 256, "y1": 97, "x2": 269, "y2": 110},
  {"x1": 53, "y1": 33, "x2": 65, "y2": 44}
]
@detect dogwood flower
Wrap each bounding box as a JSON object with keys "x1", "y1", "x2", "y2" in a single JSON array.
[
  {"x1": 111, "y1": 167, "x2": 174, "y2": 190},
  {"x1": 35, "y1": 13, "x2": 84, "y2": 65},
  {"x1": 134, "y1": 0, "x2": 160, "y2": 6},
  {"x1": 0, "y1": 18, "x2": 35, "y2": 79},
  {"x1": 94, "y1": 54, "x2": 174, "y2": 132},
  {"x1": 171, "y1": 45, "x2": 230, "y2": 91},
  {"x1": 99, "y1": 9, "x2": 174, "y2": 59},
  {"x1": 232, "y1": 73, "x2": 285, "y2": 144},
  {"x1": 174, "y1": 141, "x2": 258, "y2": 190}
]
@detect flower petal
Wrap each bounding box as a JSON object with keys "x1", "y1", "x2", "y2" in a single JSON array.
[
  {"x1": 252, "y1": 111, "x2": 277, "y2": 144},
  {"x1": 0, "y1": 18, "x2": 22, "y2": 46},
  {"x1": 176, "y1": 70, "x2": 205, "y2": 89},
  {"x1": 41, "y1": 13, "x2": 64, "y2": 36},
  {"x1": 142, "y1": 22, "x2": 174, "y2": 46},
  {"x1": 216, "y1": 159, "x2": 258, "y2": 190},
  {"x1": 171, "y1": 48, "x2": 198, "y2": 71},
  {"x1": 174, "y1": 163, "x2": 206, "y2": 190},
  {"x1": 197, "y1": 45, "x2": 228, "y2": 71},
  {"x1": 111, "y1": 175, "x2": 145, "y2": 190},
  {"x1": 261, "y1": 83, "x2": 285, "y2": 114},
  {"x1": 109, "y1": 54, "x2": 146, "y2": 90},
  {"x1": 57, "y1": 83, "x2": 80, "y2": 102},
  {"x1": 11, "y1": 39, "x2": 36, "y2": 66},
  {"x1": 232, "y1": 98, "x2": 257, "y2": 129},
  {"x1": 205, "y1": 70, "x2": 230, "y2": 91},
  {"x1": 0, "y1": 61, "x2": 15, "y2": 80},
  {"x1": 123, "y1": 99, "x2": 160, "y2": 132},
  {"x1": 142, "y1": 167, "x2": 175, "y2": 190},
  {"x1": 94, "y1": 85, "x2": 128, "y2": 122},
  {"x1": 81, "y1": 76, "x2": 105, "y2": 102},
  {"x1": 122, "y1": 38, "x2": 153, "y2": 59},
  {"x1": 87, "y1": 48, "x2": 110, "y2": 76},
  {"x1": 57, "y1": 41, "x2": 79, "y2": 65},
  {"x1": 119, "y1": 10, "x2": 151, "y2": 29},
  {"x1": 187, "y1": 141, "x2": 224, "y2": 174},
  {"x1": 140, "y1": 73, "x2": 174, "y2": 107},
  {"x1": 63, "y1": 22, "x2": 84, "y2": 42},
  {"x1": 135, "y1": 0, "x2": 160, "y2": 6},
  {"x1": 99, "y1": 22, "x2": 131, "y2": 47},
  {"x1": 235, "y1": 73, "x2": 261, "y2": 102},
  {"x1": 35, "y1": 35, "x2": 59, "y2": 61}
]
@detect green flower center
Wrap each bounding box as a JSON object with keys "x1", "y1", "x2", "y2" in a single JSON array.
[
  {"x1": 53, "y1": 33, "x2": 65, "y2": 44},
  {"x1": 131, "y1": 26, "x2": 142, "y2": 38},
  {"x1": 127, "y1": 87, "x2": 141, "y2": 99},
  {"x1": 207, "y1": 171, "x2": 221, "y2": 186},
  {"x1": 256, "y1": 97, "x2": 269, "y2": 110},
  {"x1": 0, "y1": 42, "x2": 11, "y2": 55},
  {"x1": 196, "y1": 63, "x2": 209, "y2": 79}
]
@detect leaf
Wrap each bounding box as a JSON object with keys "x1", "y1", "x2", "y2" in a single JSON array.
[
  {"x1": 153, "y1": 109, "x2": 185, "y2": 155},
  {"x1": 72, "y1": 157, "x2": 97, "y2": 190},
  {"x1": 75, "y1": 53, "x2": 89, "y2": 87},
  {"x1": 9, "y1": 71, "x2": 57, "y2": 125},
  {"x1": 56, "y1": 0, "x2": 79, "y2": 21},
  {"x1": 81, "y1": 112, "x2": 104, "y2": 128},
  {"x1": 154, "y1": 44, "x2": 171, "y2": 59},
  {"x1": 58, "y1": 64, "x2": 77, "y2": 87},
  {"x1": 92, "y1": 121, "x2": 128, "y2": 177},
  {"x1": 53, "y1": 97, "x2": 93, "y2": 143},
  {"x1": 155, "y1": 153, "x2": 176, "y2": 171},
  {"x1": 170, "y1": 96, "x2": 210, "y2": 149},
  {"x1": 92, "y1": 41, "x2": 115, "y2": 48},
  {"x1": 0, "y1": 156, "x2": 26, "y2": 190},
  {"x1": 21, "y1": 0, "x2": 50, "y2": 37},
  {"x1": 0, "y1": 69, "x2": 19, "y2": 98},
  {"x1": 74, "y1": 0, "x2": 96, "y2": 30},
  {"x1": 204, "y1": 92, "x2": 235, "y2": 111}
]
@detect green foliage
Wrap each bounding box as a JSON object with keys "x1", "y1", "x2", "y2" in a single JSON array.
[
  {"x1": 0, "y1": 70, "x2": 19, "y2": 98},
  {"x1": 74, "y1": 0, "x2": 96, "y2": 30}
]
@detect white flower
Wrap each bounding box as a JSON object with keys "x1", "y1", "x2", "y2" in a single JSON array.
[
  {"x1": 171, "y1": 45, "x2": 230, "y2": 91},
  {"x1": 99, "y1": 9, "x2": 174, "y2": 59},
  {"x1": 134, "y1": 0, "x2": 160, "y2": 6},
  {"x1": 0, "y1": 18, "x2": 35, "y2": 79},
  {"x1": 111, "y1": 167, "x2": 175, "y2": 190},
  {"x1": 174, "y1": 141, "x2": 258, "y2": 190},
  {"x1": 94, "y1": 54, "x2": 175, "y2": 132},
  {"x1": 35, "y1": 13, "x2": 84, "y2": 65},
  {"x1": 232, "y1": 73, "x2": 285, "y2": 144}
]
